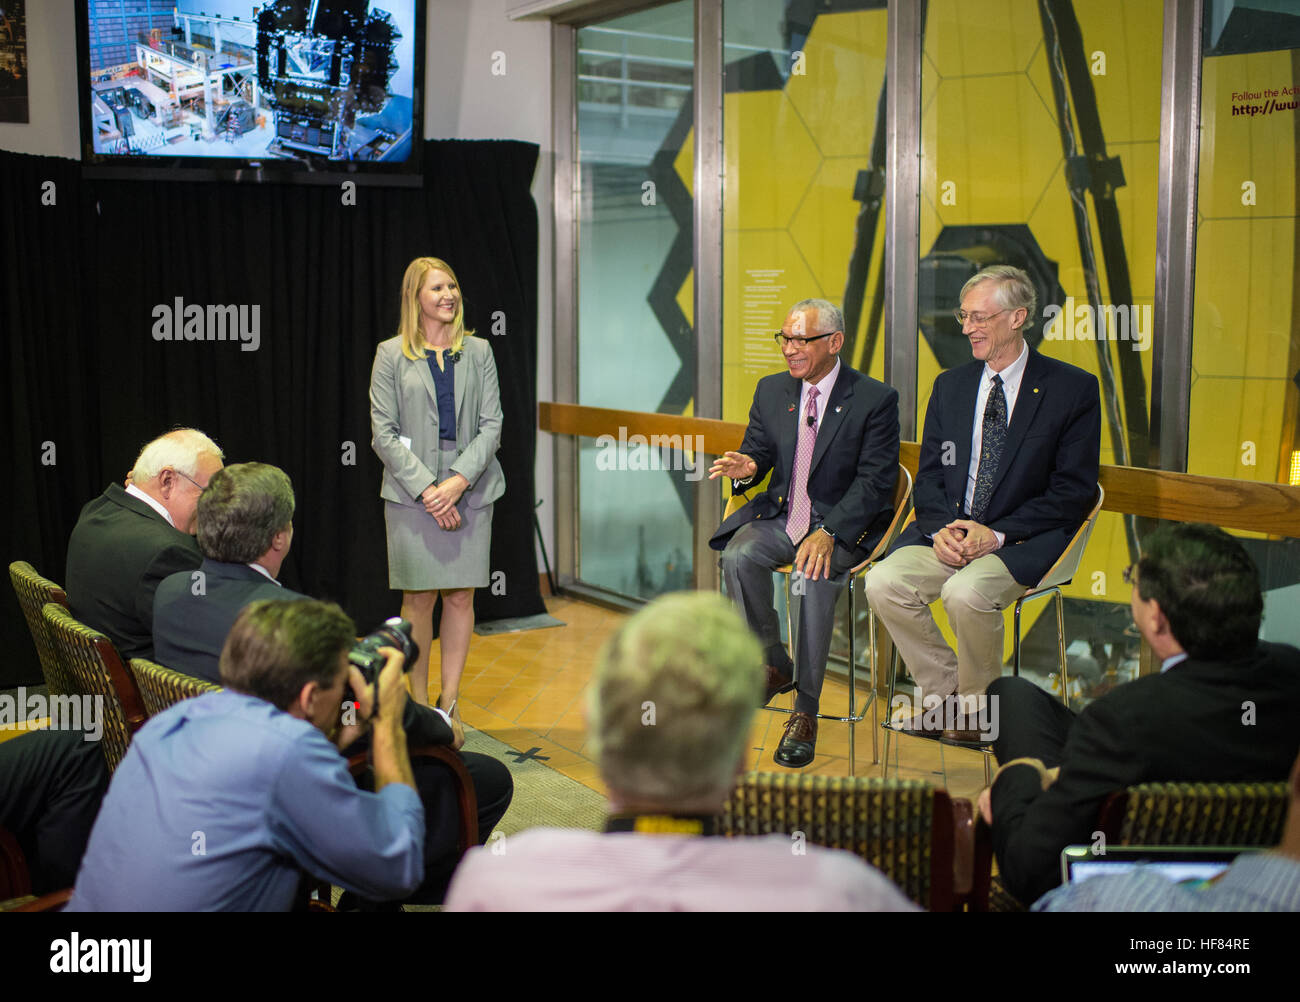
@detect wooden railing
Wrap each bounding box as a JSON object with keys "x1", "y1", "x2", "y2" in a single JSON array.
[{"x1": 540, "y1": 402, "x2": 1300, "y2": 538}]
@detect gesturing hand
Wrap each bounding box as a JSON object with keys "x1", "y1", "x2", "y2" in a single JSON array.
[{"x1": 707, "y1": 451, "x2": 757, "y2": 482}]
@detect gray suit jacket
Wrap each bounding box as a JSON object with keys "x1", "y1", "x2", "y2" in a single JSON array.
[{"x1": 369, "y1": 334, "x2": 505, "y2": 510}]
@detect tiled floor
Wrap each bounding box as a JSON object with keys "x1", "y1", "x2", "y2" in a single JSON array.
[{"x1": 444, "y1": 595, "x2": 991, "y2": 805}]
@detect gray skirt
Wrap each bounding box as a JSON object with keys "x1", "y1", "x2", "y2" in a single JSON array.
[{"x1": 384, "y1": 444, "x2": 493, "y2": 591}]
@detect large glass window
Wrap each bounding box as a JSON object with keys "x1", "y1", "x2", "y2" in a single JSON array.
[
  {"x1": 916, "y1": 0, "x2": 1166, "y2": 707},
  {"x1": 1190, "y1": 0, "x2": 1300, "y2": 646},
  {"x1": 575, "y1": 2, "x2": 696, "y2": 599}
]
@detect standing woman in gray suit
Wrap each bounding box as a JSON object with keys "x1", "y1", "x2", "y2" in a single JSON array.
[{"x1": 369, "y1": 257, "x2": 505, "y2": 713}]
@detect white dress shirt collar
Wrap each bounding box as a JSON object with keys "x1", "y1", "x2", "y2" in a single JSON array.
[
  {"x1": 248, "y1": 563, "x2": 281, "y2": 585},
  {"x1": 800, "y1": 357, "x2": 841, "y2": 427},
  {"x1": 125, "y1": 483, "x2": 175, "y2": 527}
]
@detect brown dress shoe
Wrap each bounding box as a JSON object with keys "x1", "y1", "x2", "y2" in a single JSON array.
[
  {"x1": 762, "y1": 664, "x2": 795, "y2": 706},
  {"x1": 774, "y1": 711, "x2": 817, "y2": 767}
]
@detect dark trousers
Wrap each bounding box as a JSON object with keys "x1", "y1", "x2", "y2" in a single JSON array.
[
  {"x1": 988, "y1": 676, "x2": 1078, "y2": 767},
  {"x1": 352, "y1": 748, "x2": 513, "y2": 905},
  {"x1": 0, "y1": 729, "x2": 109, "y2": 894},
  {"x1": 413, "y1": 750, "x2": 513, "y2": 903},
  {"x1": 720, "y1": 517, "x2": 856, "y2": 715}
]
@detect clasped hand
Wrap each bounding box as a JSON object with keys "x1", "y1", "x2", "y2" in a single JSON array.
[
  {"x1": 933, "y1": 519, "x2": 999, "y2": 567},
  {"x1": 421, "y1": 474, "x2": 469, "y2": 531}
]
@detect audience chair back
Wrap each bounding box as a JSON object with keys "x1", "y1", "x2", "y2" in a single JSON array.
[
  {"x1": 41, "y1": 602, "x2": 147, "y2": 773},
  {"x1": 718, "y1": 771, "x2": 973, "y2": 911},
  {"x1": 1099, "y1": 782, "x2": 1289, "y2": 846},
  {"x1": 129, "y1": 659, "x2": 222, "y2": 717},
  {"x1": 9, "y1": 561, "x2": 73, "y2": 697}
]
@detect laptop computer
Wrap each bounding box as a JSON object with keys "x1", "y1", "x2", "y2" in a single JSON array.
[{"x1": 1060, "y1": 845, "x2": 1256, "y2": 888}]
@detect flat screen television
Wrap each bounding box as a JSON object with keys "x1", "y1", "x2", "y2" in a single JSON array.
[{"x1": 76, "y1": 1, "x2": 426, "y2": 185}]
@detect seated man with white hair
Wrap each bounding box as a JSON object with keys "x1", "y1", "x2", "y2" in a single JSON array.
[
  {"x1": 445, "y1": 591, "x2": 917, "y2": 911},
  {"x1": 65, "y1": 427, "x2": 224, "y2": 660}
]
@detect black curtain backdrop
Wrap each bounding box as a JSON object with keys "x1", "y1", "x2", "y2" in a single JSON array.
[{"x1": 1, "y1": 140, "x2": 545, "y2": 687}]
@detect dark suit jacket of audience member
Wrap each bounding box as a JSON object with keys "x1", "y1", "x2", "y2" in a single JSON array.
[
  {"x1": 153, "y1": 558, "x2": 453, "y2": 747},
  {"x1": 65, "y1": 484, "x2": 202, "y2": 661},
  {"x1": 894, "y1": 350, "x2": 1100, "y2": 586},
  {"x1": 991, "y1": 641, "x2": 1300, "y2": 905}
]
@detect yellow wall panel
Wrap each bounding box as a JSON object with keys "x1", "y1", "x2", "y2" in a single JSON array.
[{"x1": 785, "y1": 9, "x2": 887, "y2": 158}]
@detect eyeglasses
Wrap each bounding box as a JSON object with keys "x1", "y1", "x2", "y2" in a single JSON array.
[
  {"x1": 953, "y1": 309, "x2": 1007, "y2": 328},
  {"x1": 774, "y1": 331, "x2": 839, "y2": 348},
  {"x1": 172, "y1": 468, "x2": 207, "y2": 492}
]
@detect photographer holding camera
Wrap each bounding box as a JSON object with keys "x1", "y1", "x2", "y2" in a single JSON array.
[
  {"x1": 69, "y1": 599, "x2": 425, "y2": 911},
  {"x1": 141, "y1": 462, "x2": 512, "y2": 906}
]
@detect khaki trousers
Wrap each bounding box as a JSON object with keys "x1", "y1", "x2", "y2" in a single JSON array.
[{"x1": 863, "y1": 543, "x2": 1025, "y2": 700}]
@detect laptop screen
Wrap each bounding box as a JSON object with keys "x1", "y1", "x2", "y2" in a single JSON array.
[{"x1": 1060, "y1": 845, "x2": 1254, "y2": 887}]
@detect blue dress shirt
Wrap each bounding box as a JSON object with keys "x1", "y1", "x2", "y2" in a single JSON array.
[
  {"x1": 67, "y1": 690, "x2": 425, "y2": 911},
  {"x1": 1033, "y1": 853, "x2": 1300, "y2": 912}
]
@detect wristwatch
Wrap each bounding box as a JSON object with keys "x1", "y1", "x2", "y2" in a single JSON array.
[{"x1": 820, "y1": 526, "x2": 836, "y2": 542}]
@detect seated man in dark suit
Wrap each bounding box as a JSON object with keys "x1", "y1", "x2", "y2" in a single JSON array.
[
  {"x1": 65, "y1": 427, "x2": 224, "y2": 660},
  {"x1": 152, "y1": 461, "x2": 512, "y2": 904},
  {"x1": 980, "y1": 522, "x2": 1300, "y2": 906},
  {"x1": 865, "y1": 265, "x2": 1100, "y2": 739},
  {"x1": 708, "y1": 298, "x2": 900, "y2": 768}
]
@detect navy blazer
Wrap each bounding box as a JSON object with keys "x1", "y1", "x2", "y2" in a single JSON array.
[
  {"x1": 991, "y1": 642, "x2": 1300, "y2": 905},
  {"x1": 894, "y1": 349, "x2": 1101, "y2": 586},
  {"x1": 154, "y1": 559, "x2": 301, "y2": 684},
  {"x1": 153, "y1": 558, "x2": 454, "y2": 746},
  {"x1": 710, "y1": 363, "x2": 900, "y2": 561},
  {"x1": 65, "y1": 484, "x2": 202, "y2": 661}
]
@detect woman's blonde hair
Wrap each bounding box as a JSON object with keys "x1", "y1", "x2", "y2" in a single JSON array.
[{"x1": 396, "y1": 256, "x2": 475, "y2": 360}]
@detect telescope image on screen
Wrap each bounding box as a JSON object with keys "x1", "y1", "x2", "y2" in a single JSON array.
[{"x1": 81, "y1": 1, "x2": 420, "y2": 175}]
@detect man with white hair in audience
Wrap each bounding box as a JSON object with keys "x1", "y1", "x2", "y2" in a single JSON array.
[
  {"x1": 65, "y1": 427, "x2": 224, "y2": 660},
  {"x1": 444, "y1": 591, "x2": 917, "y2": 911}
]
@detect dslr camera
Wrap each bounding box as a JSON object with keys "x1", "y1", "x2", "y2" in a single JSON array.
[{"x1": 348, "y1": 616, "x2": 418, "y2": 685}]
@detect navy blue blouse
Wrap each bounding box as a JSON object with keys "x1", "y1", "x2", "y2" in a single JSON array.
[{"x1": 426, "y1": 351, "x2": 456, "y2": 442}]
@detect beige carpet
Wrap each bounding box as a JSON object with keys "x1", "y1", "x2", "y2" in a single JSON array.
[{"x1": 462, "y1": 725, "x2": 608, "y2": 837}]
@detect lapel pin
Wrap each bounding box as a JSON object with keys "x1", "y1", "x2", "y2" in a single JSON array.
[
  {"x1": 1033, "y1": 387, "x2": 1039, "y2": 393},
  {"x1": 835, "y1": 405, "x2": 842, "y2": 413},
  {"x1": 788, "y1": 404, "x2": 796, "y2": 412}
]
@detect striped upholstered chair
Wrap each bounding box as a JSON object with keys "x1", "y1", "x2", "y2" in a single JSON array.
[
  {"x1": 9, "y1": 561, "x2": 73, "y2": 697},
  {"x1": 41, "y1": 602, "x2": 147, "y2": 773},
  {"x1": 1098, "y1": 782, "x2": 1289, "y2": 846},
  {"x1": 129, "y1": 659, "x2": 222, "y2": 717},
  {"x1": 717, "y1": 771, "x2": 973, "y2": 911},
  {"x1": 973, "y1": 780, "x2": 1291, "y2": 911}
]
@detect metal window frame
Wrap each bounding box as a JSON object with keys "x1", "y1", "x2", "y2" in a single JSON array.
[{"x1": 1152, "y1": 0, "x2": 1203, "y2": 473}]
